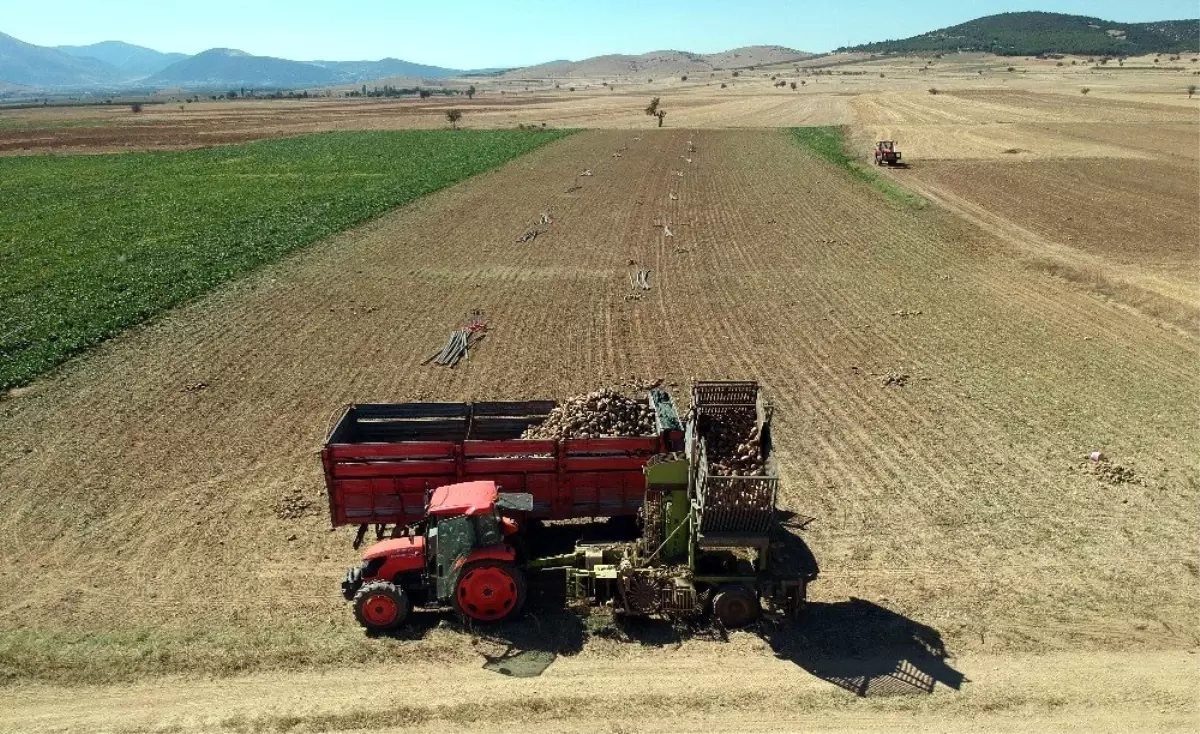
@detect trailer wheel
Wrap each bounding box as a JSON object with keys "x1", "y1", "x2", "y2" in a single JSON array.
[
  {"x1": 713, "y1": 586, "x2": 761, "y2": 628},
  {"x1": 353, "y1": 580, "x2": 410, "y2": 633},
  {"x1": 454, "y1": 561, "x2": 526, "y2": 624}
]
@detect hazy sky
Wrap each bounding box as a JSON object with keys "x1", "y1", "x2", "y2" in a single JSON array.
[{"x1": 6, "y1": 0, "x2": 1198, "y2": 68}]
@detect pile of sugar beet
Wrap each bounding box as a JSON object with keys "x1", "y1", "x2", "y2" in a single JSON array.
[
  {"x1": 521, "y1": 388, "x2": 655, "y2": 440},
  {"x1": 696, "y1": 409, "x2": 766, "y2": 477},
  {"x1": 521, "y1": 388, "x2": 767, "y2": 476}
]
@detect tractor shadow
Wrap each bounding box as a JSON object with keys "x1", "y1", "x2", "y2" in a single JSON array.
[
  {"x1": 464, "y1": 570, "x2": 591, "y2": 678},
  {"x1": 471, "y1": 610, "x2": 587, "y2": 678},
  {"x1": 760, "y1": 598, "x2": 967, "y2": 697}
]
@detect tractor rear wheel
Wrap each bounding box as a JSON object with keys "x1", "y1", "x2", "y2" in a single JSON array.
[
  {"x1": 353, "y1": 580, "x2": 410, "y2": 633},
  {"x1": 453, "y1": 560, "x2": 526, "y2": 624},
  {"x1": 713, "y1": 585, "x2": 761, "y2": 628}
]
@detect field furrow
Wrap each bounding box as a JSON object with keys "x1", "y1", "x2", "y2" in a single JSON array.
[{"x1": 0, "y1": 129, "x2": 1196, "y2": 693}]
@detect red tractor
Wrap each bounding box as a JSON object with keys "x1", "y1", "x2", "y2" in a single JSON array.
[
  {"x1": 342, "y1": 480, "x2": 531, "y2": 633},
  {"x1": 874, "y1": 140, "x2": 902, "y2": 166}
]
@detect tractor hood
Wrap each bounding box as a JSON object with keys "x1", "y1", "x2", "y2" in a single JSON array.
[{"x1": 361, "y1": 536, "x2": 426, "y2": 561}]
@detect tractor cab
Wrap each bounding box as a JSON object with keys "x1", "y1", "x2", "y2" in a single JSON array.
[
  {"x1": 342, "y1": 480, "x2": 531, "y2": 633},
  {"x1": 874, "y1": 140, "x2": 902, "y2": 166}
]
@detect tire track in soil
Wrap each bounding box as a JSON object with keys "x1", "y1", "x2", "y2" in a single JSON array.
[{"x1": 688, "y1": 132, "x2": 975, "y2": 556}]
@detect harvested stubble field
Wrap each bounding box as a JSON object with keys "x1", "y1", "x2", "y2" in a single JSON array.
[
  {"x1": 1, "y1": 122, "x2": 1197, "y2": 732},
  {"x1": 850, "y1": 86, "x2": 1200, "y2": 333}
]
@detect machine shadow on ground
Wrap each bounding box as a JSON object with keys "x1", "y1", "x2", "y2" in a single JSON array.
[
  {"x1": 370, "y1": 525, "x2": 960, "y2": 691},
  {"x1": 760, "y1": 598, "x2": 968, "y2": 697}
]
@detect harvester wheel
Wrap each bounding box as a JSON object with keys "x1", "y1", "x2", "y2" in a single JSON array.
[
  {"x1": 453, "y1": 560, "x2": 526, "y2": 624},
  {"x1": 713, "y1": 585, "x2": 761, "y2": 628},
  {"x1": 353, "y1": 580, "x2": 410, "y2": 633}
]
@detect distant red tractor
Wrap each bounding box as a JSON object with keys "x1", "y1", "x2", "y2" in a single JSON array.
[
  {"x1": 342, "y1": 481, "x2": 531, "y2": 632},
  {"x1": 874, "y1": 140, "x2": 902, "y2": 166}
]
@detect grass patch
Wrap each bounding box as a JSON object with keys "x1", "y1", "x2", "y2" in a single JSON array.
[
  {"x1": 788, "y1": 126, "x2": 925, "y2": 209},
  {"x1": 0, "y1": 128, "x2": 572, "y2": 390},
  {"x1": 0, "y1": 625, "x2": 470, "y2": 686}
]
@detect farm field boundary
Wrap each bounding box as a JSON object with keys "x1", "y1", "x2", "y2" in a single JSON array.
[
  {"x1": 0, "y1": 128, "x2": 572, "y2": 390},
  {"x1": 789, "y1": 126, "x2": 926, "y2": 209}
]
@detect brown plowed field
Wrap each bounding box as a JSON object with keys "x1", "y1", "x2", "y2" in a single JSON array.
[
  {"x1": 0, "y1": 91, "x2": 852, "y2": 155},
  {"x1": 1, "y1": 129, "x2": 1197, "y2": 729}
]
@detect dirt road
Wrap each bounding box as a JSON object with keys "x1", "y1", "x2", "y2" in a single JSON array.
[{"x1": 2, "y1": 650, "x2": 1196, "y2": 733}]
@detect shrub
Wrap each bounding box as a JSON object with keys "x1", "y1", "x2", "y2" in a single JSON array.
[
  {"x1": 1080, "y1": 87, "x2": 1090, "y2": 95},
  {"x1": 732, "y1": 71, "x2": 740, "y2": 77},
  {"x1": 790, "y1": 82, "x2": 797, "y2": 90},
  {"x1": 1007, "y1": 67, "x2": 1015, "y2": 72},
  {"x1": 130, "y1": 102, "x2": 142, "y2": 113},
  {"x1": 680, "y1": 75, "x2": 688, "y2": 81},
  {"x1": 568, "y1": 87, "x2": 575, "y2": 92},
  {"x1": 720, "y1": 83, "x2": 727, "y2": 88},
  {"x1": 446, "y1": 109, "x2": 463, "y2": 128},
  {"x1": 466, "y1": 85, "x2": 476, "y2": 99},
  {"x1": 1188, "y1": 85, "x2": 1197, "y2": 98},
  {"x1": 928, "y1": 88, "x2": 939, "y2": 94}
]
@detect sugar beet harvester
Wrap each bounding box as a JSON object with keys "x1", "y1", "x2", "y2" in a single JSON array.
[{"x1": 328, "y1": 381, "x2": 816, "y2": 632}]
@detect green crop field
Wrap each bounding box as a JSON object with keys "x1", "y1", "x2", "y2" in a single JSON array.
[{"x1": 0, "y1": 129, "x2": 572, "y2": 390}]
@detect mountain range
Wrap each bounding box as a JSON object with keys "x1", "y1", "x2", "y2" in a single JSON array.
[
  {"x1": 505, "y1": 46, "x2": 811, "y2": 79},
  {"x1": 57, "y1": 40, "x2": 187, "y2": 78},
  {"x1": 843, "y1": 11, "x2": 1198, "y2": 56},
  {"x1": 0, "y1": 33, "x2": 465, "y2": 90},
  {"x1": 3, "y1": 12, "x2": 1197, "y2": 93}
]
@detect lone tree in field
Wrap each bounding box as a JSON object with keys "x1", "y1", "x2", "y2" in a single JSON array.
[
  {"x1": 1081, "y1": 87, "x2": 1090, "y2": 95},
  {"x1": 644, "y1": 97, "x2": 666, "y2": 127},
  {"x1": 466, "y1": 85, "x2": 476, "y2": 99},
  {"x1": 1189, "y1": 85, "x2": 1197, "y2": 98},
  {"x1": 130, "y1": 102, "x2": 142, "y2": 113},
  {"x1": 790, "y1": 81, "x2": 797, "y2": 90},
  {"x1": 419, "y1": 89, "x2": 432, "y2": 99},
  {"x1": 446, "y1": 109, "x2": 463, "y2": 129}
]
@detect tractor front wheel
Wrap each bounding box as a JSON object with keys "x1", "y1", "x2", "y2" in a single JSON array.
[
  {"x1": 453, "y1": 560, "x2": 526, "y2": 624},
  {"x1": 353, "y1": 580, "x2": 410, "y2": 633},
  {"x1": 713, "y1": 585, "x2": 761, "y2": 628}
]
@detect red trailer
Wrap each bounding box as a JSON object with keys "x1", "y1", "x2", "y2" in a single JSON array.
[{"x1": 322, "y1": 392, "x2": 683, "y2": 531}]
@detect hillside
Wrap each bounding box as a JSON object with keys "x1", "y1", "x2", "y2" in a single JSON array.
[
  {"x1": 0, "y1": 31, "x2": 121, "y2": 86},
  {"x1": 505, "y1": 45, "x2": 811, "y2": 79},
  {"x1": 843, "y1": 12, "x2": 1200, "y2": 56},
  {"x1": 146, "y1": 49, "x2": 465, "y2": 89},
  {"x1": 57, "y1": 41, "x2": 187, "y2": 79},
  {"x1": 146, "y1": 48, "x2": 341, "y2": 87},
  {"x1": 702, "y1": 45, "x2": 815, "y2": 68},
  {"x1": 313, "y1": 58, "x2": 462, "y2": 80}
]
